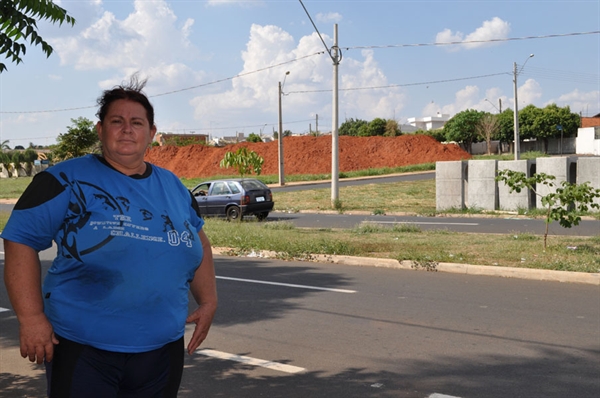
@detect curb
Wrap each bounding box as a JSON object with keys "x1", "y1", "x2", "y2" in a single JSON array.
[{"x1": 212, "y1": 248, "x2": 600, "y2": 286}]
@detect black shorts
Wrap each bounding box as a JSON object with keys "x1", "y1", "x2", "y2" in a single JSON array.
[{"x1": 45, "y1": 335, "x2": 184, "y2": 398}]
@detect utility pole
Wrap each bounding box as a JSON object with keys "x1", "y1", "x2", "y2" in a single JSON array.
[
  {"x1": 513, "y1": 54, "x2": 534, "y2": 161},
  {"x1": 315, "y1": 114, "x2": 319, "y2": 136},
  {"x1": 331, "y1": 24, "x2": 340, "y2": 207},
  {"x1": 278, "y1": 71, "x2": 290, "y2": 186},
  {"x1": 499, "y1": 98, "x2": 502, "y2": 113}
]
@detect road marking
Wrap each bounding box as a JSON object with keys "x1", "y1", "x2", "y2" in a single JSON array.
[
  {"x1": 428, "y1": 394, "x2": 462, "y2": 398},
  {"x1": 216, "y1": 276, "x2": 356, "y2": 293},
  {"x1": 366, "y1": 221, "x2": 479, "y2": 226},
  {"x1": 0, "y1": 307, "x2": 10, "y2": 313},
  {"x1": 197, "y1": 349, "x2": 305, "y2": 374}
]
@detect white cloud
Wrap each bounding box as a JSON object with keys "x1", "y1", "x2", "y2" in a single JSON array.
[
  {"x1": 436, "y1": 17, "x2": 511, "y2": 51},
  {"x1": 189, "y1": 25, "x2": 405, "y2": 131},
  {"x1": 517, "y1": 78, "x2": 542, "y2": 106},
  {"x1": 316, "y1": 12, "x2": 343, "y2": 23},
  {"x1": 545, "y1": 89, "x2": 600, "y2": 115},
  {"x1": 422, "y1": 85, "x2": 481, "y2": 116},
  {"x1": 207, "y1": 0, "x2": 264, "y2": 6},
  {"x1": 50, "y1": 0, "x2": 203, "y2": 91}
]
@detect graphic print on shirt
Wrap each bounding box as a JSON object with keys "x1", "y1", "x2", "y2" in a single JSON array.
[{"x1": 56, "y1": 172, "x2": 190, "y2": 262}]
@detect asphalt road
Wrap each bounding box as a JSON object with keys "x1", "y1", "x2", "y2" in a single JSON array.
[{"x1": 1, "y1": 249, "x2": 598, "y2": 398}]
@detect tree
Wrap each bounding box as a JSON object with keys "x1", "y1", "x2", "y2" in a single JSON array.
[
  {"x1": 521, "y1": 104, "x2": 580, "y2": 153},
  {"x1": 496, "y1": 170, "x2": 600, "y2": 250},
  {"x1": 0, "y1": 0, "x2": 76, "y2": 72},
  {"x1": 52, "y1": 117, "x2": 99, "y2": 160},
  {"x1": 0, "y1": 139, "x2": 9, "y2": 150},
  {"x1": 495, "y1": 109, "x2": 514, "y2": 152},
  {"x1": 367, "y1": 118, "x2": 387, "y2": 136},
  {"x1": 384, "y1": 119, "x2": 401, "y2": 137},
  {"x1": 475, "y1": 113, "x2": 500, "y2": 155},
  {"x1": 219, "y1": 147, "x2": 264, "y2": 178},
  {"x1": 339, "y1": 118, "x2": 368, "y2": 136},
  {"x1": 443, "y1": 109, "x2": 485, "y2": 153},
  {"x1": 247, "y1": 133, "x2": 262, "y2": 143}
]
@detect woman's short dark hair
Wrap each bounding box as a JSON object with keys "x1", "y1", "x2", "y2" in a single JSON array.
[{"x1": 96, "y1": 74, "x2": 155, "y2": 127}]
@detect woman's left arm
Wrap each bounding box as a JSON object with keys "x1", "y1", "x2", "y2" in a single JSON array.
[{"x1": 186, "y1": 229, "x2": 218, "y2": 355}]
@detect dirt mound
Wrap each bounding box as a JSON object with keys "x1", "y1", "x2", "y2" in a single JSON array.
[{"x1": 144, "y1": 134, "x2": 471, "y2": 179}]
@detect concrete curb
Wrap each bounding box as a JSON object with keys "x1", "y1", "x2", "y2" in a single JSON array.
[{"x1": 213, "y1": 248, "x2": 600, "y2": 286}]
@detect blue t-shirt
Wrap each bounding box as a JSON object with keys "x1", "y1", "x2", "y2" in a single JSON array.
[{"x1": 1, "y1": 155, "x2": 205, "y2": 353}]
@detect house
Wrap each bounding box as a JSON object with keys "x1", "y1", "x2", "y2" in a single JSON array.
[
  {"x1": 581, "y1": 113, "x2": 600, "y2": 128},
  {"x1": 406, "y1": 112, "x2": 450, "y2": 131}
]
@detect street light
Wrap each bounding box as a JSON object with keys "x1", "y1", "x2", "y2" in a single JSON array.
[
  {"x1": 513, "y1": 54, "x2": 534, "y2": 160},
  {"x1": 484, "y1": 98, "x2": 502, "y2": 113},
  {"x1": 278, "y1": 71, "x2": 290, "y2": 186}
]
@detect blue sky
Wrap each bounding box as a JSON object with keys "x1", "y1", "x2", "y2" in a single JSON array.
[{"x1": 1, "y1": 0, "x2": 598, "y2": 147}]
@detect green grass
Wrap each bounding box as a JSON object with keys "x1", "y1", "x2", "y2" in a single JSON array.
[{"x1": 204, "y1": 218, "x2": 600, "y2": 273}]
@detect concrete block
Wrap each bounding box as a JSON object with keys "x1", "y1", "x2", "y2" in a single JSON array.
[
  {"x1": 498, "y1": 160, "x2": 534, "y2": 211},
  {"x1": 535, "y1": 157, "x2": 576, "y2": 209},
  {"x1": 466, "y1": 160, "x2": 498, "y2": 210},
  {"x1": 436, "y1": 161, "x2": 466, "y2": 211},
  {"x1": 577, "y1": 157, "x2": 600, "y2": 209}
]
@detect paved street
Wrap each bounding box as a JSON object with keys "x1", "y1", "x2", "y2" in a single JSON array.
[{"x1": 1, "y1": 246, "x2": 599, "y2": 397}]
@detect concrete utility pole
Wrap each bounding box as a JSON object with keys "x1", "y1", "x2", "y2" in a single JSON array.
[
  {"x1": 278, "y1": 71, "x2": 290, "y2": 186},
  {"x1": 331, "y1": 24, "x2": 341, "y2": 207},
  {"x1": 513, "y1": 54, "x2": 534, "y2": 160}
]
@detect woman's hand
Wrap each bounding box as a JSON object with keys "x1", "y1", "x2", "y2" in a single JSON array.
[
  {"x1": 19, "y1": 313, "x2": 59, "y2": 364},
  {"x1": 185, "y1": 302, "x2": 217, "y2": 354}
]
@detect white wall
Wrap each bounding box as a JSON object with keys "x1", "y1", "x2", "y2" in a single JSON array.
[{"x1": 576, "y1": 127, "x2": 600, "y2": 156}]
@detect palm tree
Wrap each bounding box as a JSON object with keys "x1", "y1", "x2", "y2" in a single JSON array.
[{"x1": 1, "y1": 140, "x2": 10, "y2": 151}]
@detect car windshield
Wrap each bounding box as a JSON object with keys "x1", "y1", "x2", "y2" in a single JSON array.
[{"x1": 239, "y1": 179, "x2": 268, "y2": 190}]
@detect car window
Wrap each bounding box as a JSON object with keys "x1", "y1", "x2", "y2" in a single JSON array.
[
  {"x1": 240, "y1": 179, "x2": 268, "y2": 190},
  {"x1": 227, "y1": 182, "x2": 241, "y2": 194},
  {"x1": 192, "y1": 183, "x2": 211, "y2": 196},
  {"x1": 211, "y1": 182, "x2": 231, "y2": 195}
]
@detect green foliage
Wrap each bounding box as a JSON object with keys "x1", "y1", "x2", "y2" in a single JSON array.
[
  {"x1": 0, "y1": 139, "x2": 10, "y2": 150},
  {"x1": 339, "y1": 118, "x2": 368, "y2": 136},
  {"x1": 384, "y1": 119, "x2": 401, "y2": 137},
  {"x1": 0, "y1": 0, "x2": 76, "y2": 72},
  {"x1": 219, "y1": 147, "x2": 264, "y2": 177},
  {"x1": 496, "y1": 169, "x2": 600, "y2": 249},
  {"x1": 443, "y1": 109, "x2": 485, "y2": 151},
  {"x1": 23, "y1": 148, "x2": 37, "y2": 163},
  {"x1": 52, "y1": 117, "x2": 99, "y2": 160},
  {"x1": 368, "y1": 117, "x2": 387, "y2": 136},
  {"x1": 11, "y1": 151, "x2": 23, "y2": 170},
  {"x1": 247, "y1": 133, "x2": 263, "y2": 143},
  {"x1": 495, "y1": 109, "x2": 514, "y2": 144},
  {"x1": 415, "y1": 129, "x2": 445, "y2": 142}
]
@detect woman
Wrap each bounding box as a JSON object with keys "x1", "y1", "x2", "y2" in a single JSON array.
[{"x1": 2, "y1": 77, "x2": 217, "y2": 397}]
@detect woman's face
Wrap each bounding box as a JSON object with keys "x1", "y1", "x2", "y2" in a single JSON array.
[{"x1": 96, "y1": 99, "x2": 156, "y2": 163}]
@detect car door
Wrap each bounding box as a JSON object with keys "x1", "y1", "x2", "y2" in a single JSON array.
[
  {"x1": 206, "y1": 181, "x2": 233, "y2": 216},
  {"x1": 191, "y1": 182, "x2": 211, "y2": 216}
]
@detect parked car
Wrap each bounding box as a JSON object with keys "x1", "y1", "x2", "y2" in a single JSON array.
[{"x1": 190, "y1": 178, "x2": 274, "y2": 221}]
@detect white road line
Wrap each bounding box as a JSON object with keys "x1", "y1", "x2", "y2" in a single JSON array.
[
  {"x1": 428, "y1": 394, "x2": 462, "y2": 398},
  {"x1": 216, "y1": 276, "x2": 356, "y2": 293},
  {"x1": 0, "y1": 307, "x2": 10, "y2": 313},
  {"x1": 197, "y1": 349, "x2": 305, "y2": 374},
  {"x1": 366, "y1": 221, "x2": 479, "y2": 226}
]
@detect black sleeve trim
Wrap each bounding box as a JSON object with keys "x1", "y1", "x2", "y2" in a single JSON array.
[{"x1": 14, "y1": 172, "x2": 66, "y2": 210}]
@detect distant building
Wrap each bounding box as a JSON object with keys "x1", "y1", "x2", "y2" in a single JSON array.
[
  {"x1": 406, "y1": 113, "x2": 451, "y2": 131},
  {"x1": 581, "y1": 113, "x2": 600, "y2": 128}
]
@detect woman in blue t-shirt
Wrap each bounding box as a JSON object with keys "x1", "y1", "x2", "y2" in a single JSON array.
[{"x1": 2, "y1": 75, "x2": 218, "y2": 397}]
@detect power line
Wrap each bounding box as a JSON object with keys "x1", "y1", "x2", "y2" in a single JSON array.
[
  {"x1": 2, "y1": 31, "x2": 597, "y2": 115},
  {"x1": 344, "y1": 31, "x2": 600, "y2": 50},
  {"x1": 286, "y1": 72, "x2": 509, "y2": 94}
]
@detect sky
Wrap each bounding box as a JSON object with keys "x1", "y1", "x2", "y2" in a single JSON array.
[{"x1": 0, "y1": 0, "x2": 599, "y2": 148}]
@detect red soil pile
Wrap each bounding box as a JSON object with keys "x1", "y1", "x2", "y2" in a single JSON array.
[{"x1": 145, "y1": 134, "x2": 471, "y2": 179}]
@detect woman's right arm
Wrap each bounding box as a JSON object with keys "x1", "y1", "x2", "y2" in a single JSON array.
[{"x1": 3, "y1": 239, "x2": 58, "y2": 364}]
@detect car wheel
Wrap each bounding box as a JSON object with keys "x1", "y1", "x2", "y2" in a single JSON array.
[
  {"x1": 256, "y1": 212, "x2": 269, "y2": 221},
  {"x1": 226, "y1": 206, "x2": 241, "y2": 221}
]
